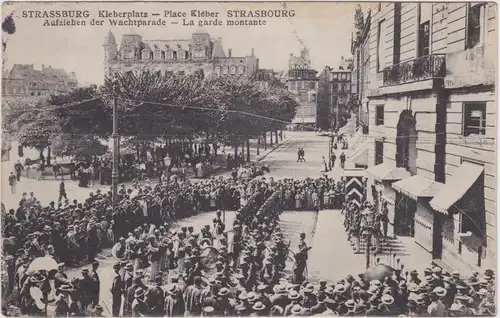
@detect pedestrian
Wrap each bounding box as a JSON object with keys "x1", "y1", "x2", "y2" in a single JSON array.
[
  {"x1": 58, "y1": 181, "x2": 67, "y2": 202},
  {"x1": 8, "y1": 172, "x2": 17, "y2": 194},
  {"x1": 14, "y1": 160, "x2": 23, "y2": 182},
  {"x1": 111, "y1": 262, "x2": 124, "y2": 317},
  {"x1": 340, "y1": 152, "x2": 346, "y2": 169},
  {"x1": 330, "y1": 153, "x2": 336, "y2": 169},
  {"x1": 322, "y1": 156, "x2": 328, "y2": 172},
  {"x1": 90, "y1": 261, "x2": 100, "y2": 307}
]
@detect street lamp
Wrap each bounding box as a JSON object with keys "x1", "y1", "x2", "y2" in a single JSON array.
[
  {"x1": 361, "y1": 207, "x2": 375, "y2": 269},
  {"x1": 111, "y1": 75, "x2": 120, "y2": 213}
]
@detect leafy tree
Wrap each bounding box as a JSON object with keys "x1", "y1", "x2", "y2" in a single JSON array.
[{"x1": 2, "y1": 12, "x2": 15, "y2": 52}]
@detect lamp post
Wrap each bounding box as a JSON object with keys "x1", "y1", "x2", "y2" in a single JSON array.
[
  {"x1": 361, "y1": 208, "x2": 375, "y2": 269},
  {"x1": 111, "y1": 76, "x2": 120, "y2": 212}
]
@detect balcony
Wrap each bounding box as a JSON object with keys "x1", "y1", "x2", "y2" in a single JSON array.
[{"x1": 382, "y1": 54, "x2": 446, "y2": 87}]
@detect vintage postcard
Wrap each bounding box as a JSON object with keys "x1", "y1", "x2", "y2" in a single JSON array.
[{"x1": 0, "y1": 1, "x2": 497, "y2": 317}]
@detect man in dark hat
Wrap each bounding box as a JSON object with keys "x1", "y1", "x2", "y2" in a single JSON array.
[
  {"x1": 78, "y1": 268, "x2": 93, "y2": 310},
  {"x1": 185, "y1": 276, "x2": 204, "y2": 316},
  {"x1": 147, "y1": 276, "x2": 165, "y2": 316},
  {"x1": 90, "y1": 261, "x2": 100, "y2": 307},
  {"x1": 111, "y1": 262, "x2": 124, "y2": 317}
]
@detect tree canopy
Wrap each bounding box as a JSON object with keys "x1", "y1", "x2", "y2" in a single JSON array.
[{"x1": 17, "y1": 70, "x2": 299, "y2": 157}]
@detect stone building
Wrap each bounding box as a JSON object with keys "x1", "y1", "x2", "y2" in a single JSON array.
[
  {"x1": 2, "y1": 64, "x2": 78, "y2": 97},
  {"x1": 287, "y1": 48, "x2": 318, "y2": 129},
  {"x1": 103, "y1": 31, "x2": 259, "y2": 79},
  {"x1": 317, "y1": 66, "x2": 352, "y2": 130},
  {"x1": 351, "y1": 8, "x2": 371, "y2": 134},
  {"x1": 363, "y1": 2, "x2": 496, "y2": 270}
]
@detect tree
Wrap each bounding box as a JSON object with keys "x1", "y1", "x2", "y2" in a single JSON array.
[
  {"x1": 2, "y1": 12, "x2": 15, "y2": 52},
  {"x1": 17, "y1": 114, "x2": 59, "y2": 155},
  {"x1": 51, "y1": 134, "x2": 108, "y2": 159}
]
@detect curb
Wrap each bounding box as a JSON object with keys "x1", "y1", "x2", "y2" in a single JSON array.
[{"x1": 256, "y1": 138, "x2": 290, "y2": 163}]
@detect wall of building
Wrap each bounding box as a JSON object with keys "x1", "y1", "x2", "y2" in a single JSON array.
[{"x1": 445, "y1": 90, "x2": 496, "y2": 265}]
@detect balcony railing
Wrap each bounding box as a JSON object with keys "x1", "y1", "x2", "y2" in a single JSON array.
[{"x1": 382, "y1": 54, "x2": 446, "y2": 87}]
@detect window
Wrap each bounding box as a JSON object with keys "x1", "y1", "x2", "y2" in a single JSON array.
[
  {"x1": 341, "y1": 73, "x2": 347, "y2": 80},
  {"x1": 123, "y1": 47, "x2": 135, "y2": 60},
  {"x1": 30, "y1": 92, "x2": 35, "y2": 96},
  {"x1": 238, "y1": 66, "x2": 245, "y2": 74},
  {"x1": 463, "y1": 102, "x2": 486, "y2": 136},
  {"x1": 193, "y1": 48, "x2": 205, "y2": 58},
  {"x1": 185, "y1": 51, "x2": 189, "y2": 59},
  {"x1": 173, "y1": 51, "x2": 177, "y2": 60},
  {"x1": 376, "y1": 105, "x2": 384, "y2": 125},
  {"x1": 177, "y1": 50, "x2": 184, "y2": 60},
  {"x1": 230, "y1": 66, "x2": 236, "y2": 75},
  {"x1": 166, "y1": 51, "x2": 173, "y2": 60},
  {"x1": 332, "y1": 84, "x2": 338, "y2": 93},
  {"x1": 375, "y1": 140, "x2": 384, "y2": 165},
  {"x1": 417, "y1": 3, "x2": 432, "y2": 57},
  {"x1": 301, "y1": 81, "x2": 306, "y2": 89},
  {"x1": 222, "y1": 67, "x2": 228, "y2": 75},
  {"x1": 377, "y1": 19, "x2": 386, "y2": 71},
  {"x1": 141, "y1": 49, "x2": 151, "y2": 60},
  {"x1": 177, "y1": 71, "x2": 185, "y2": 76},
  {"x1": 332, "y1": 73, "x2": 338, "y2": 80},
  {"x1": 154, "y1": 50, "x2": 162, "y2": 61},
  {"x1": 393, "y1": 2, "x2": 402, "y2": 64},
  {"x1": 215, "y1": 66, "x2": 221, "y2": 75},
  {"x1": 466, "y1": 3, "x2": 484, "y2": 49}
]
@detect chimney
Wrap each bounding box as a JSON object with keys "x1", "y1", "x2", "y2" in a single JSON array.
[
  {"x1": 251, "y1": 48, "x2": 254, "y2": 57},
  {"x1": 228, "y1": 49, "x2": 232, "y2": 58}
]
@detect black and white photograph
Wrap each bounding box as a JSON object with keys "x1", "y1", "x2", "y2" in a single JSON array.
[{"x1": 0, "y1": 1, "x2": 497, "y2": 316}]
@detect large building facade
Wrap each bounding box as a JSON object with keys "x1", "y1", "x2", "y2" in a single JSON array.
[
  {"x1": 317, "y1": 66, "x2": 352, "y2": 130},
  {"x1": 2, "y1": 64, "x2": 78, "y2": 97},
  {"x1": 362, "y1": 2, "x2": 496, "y2": 270},
  {"x1": 103, "y1": 31, "x2": 259, "y2": 79},
  {"x1": 287, "y1": 48, "x2": 318, "y2": 128}
]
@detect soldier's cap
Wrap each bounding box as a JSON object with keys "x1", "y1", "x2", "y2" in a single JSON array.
[
  {"x1": 57, "y1": 284, "x2": 75, "y2": 293},
  {"x1": 92, "y1": 261, "x2": 99, "y2": 267},
  {"x1": 455, "y1": 295, "x2": 470, "y2": 301},
  {"x1": 424, "y1": 267, "x2": 433, "y2": 274},
  {"x1": 410, "y1": 269, "x2": 418, "y2": 275},
  {"x1": 81, "y1": 268, "x2": 89, "y2": 274},
  {"x1": 369, "y1": 280, "x2": 382, "y2": 287},
  {"x1": 57, "y1": 262, "x2": 65, "y2": 268},
  {"x1": 456, "y1": 283, "x2": 467, "y2": 290},
  {"x1": 125, "y1": 263, "x2": 134, "y2": 270}
]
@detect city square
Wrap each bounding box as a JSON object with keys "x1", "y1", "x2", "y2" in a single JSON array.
[{"x1": 1, "y1": 1, "x2": 497, "y2": 317}]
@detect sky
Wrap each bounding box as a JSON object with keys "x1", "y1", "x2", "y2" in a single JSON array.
[{"x1": 2, "y1": 1, "x2": 369, "y2": 86}]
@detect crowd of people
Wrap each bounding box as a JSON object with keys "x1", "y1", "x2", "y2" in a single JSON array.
[{"x1": 2, "y1": 155, "x2": 496, "y2": 317}]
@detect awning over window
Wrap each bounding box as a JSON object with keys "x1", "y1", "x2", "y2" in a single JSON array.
[
  {"x1": 392, "y1": 175, "x2": 443, "y2": 200},
  {"x1": 365, "y1": 163, "x2": 411, "y2": 182},
  {"x1": 429, "y1": 162, "x2": 484, "y2": 214}
]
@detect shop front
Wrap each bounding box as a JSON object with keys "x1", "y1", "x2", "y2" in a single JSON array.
[
  {"x1": 365, "y1": 163, "x2": 410, "y2": 238},
  {"x1": 430, "y1": 162, "x2": 486, "y2": 270},
  {"x1": 391, "y1": 175, "x2": 443, "y2": 256}
]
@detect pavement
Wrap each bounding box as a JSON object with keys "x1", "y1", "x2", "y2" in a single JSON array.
[{"x1": 0, "y1": 135, "x2": 288, "y2": 208}]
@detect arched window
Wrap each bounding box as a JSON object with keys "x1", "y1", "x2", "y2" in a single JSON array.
[
  {"x1": 222, "y1": 67, "x2": 228, "y2": 75},
  {"x1": 193, "y1": 48, "x2": 205, "y2": 58},
  {"x1": 238, "y1": 66, "x2": 245, "y2": 74},
  {"x1": 215, "y1": 66, "x2": 221, "y2": 75},
  {"x1": 173, "y1": 51, "x2": 177, "y2": 60},
  {"x1": 123, "y1": 46, "x2": 135, "y2": 60},
  {"x1": 141, "y1": 49, "x2": 151, "y2": 60},
  {"x1": 396, "y1": 110, "x2": 418, "y2": 175},
  {"x1": 177, "y1": 50, "x2": 184, "y2": 60},
  {"x1": 230, "y1": 66, "x2": 236, "y2": 75},
  {"x1": 154, "y1": 49, "x2": 162, "y2": 61}
]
